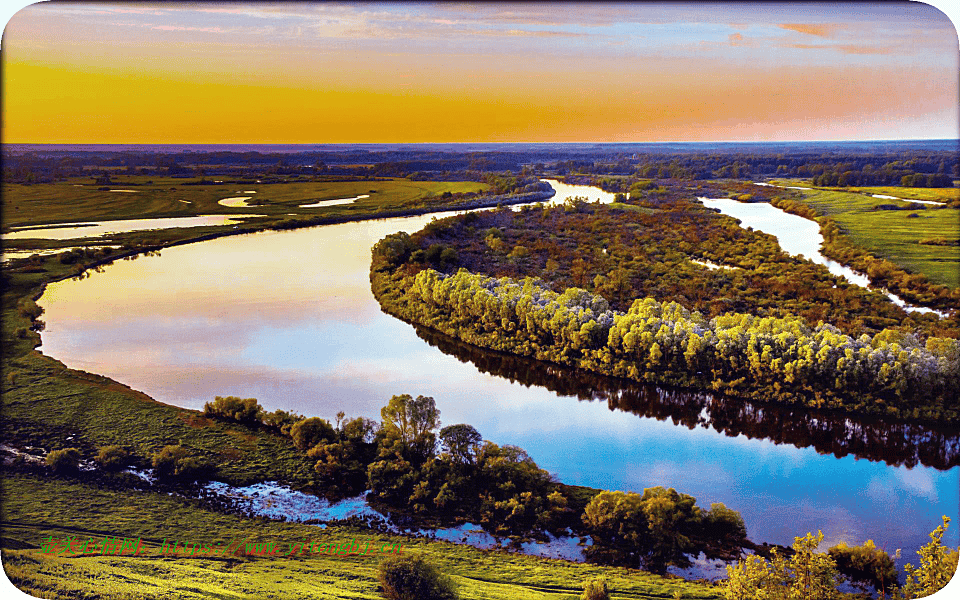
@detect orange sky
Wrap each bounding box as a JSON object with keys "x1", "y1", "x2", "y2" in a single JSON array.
[{"x1": 2, "y1": 2, "x2": 958, "y2": 143}]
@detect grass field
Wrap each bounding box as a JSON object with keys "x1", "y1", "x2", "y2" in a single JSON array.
[
  {"x1": 769, "y1": 179, "x2": 959, "y2": 204},
  {"x1": 769, "y1": 186, "x2": 960, "y2": 288},
  {"x1": 1, "y1": 474, "x2": 722, "y2": 600},
  {"x1": 2, "y1": 176, "x2": 490, "y2": 231}
]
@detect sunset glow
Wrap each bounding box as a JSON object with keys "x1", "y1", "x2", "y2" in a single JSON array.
[{"x1": 2, "y1": 1, "x2": 957, "y2": 143}]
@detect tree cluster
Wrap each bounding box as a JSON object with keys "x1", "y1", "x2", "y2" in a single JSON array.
[
  {"x1": 373, "y1": 264, "x2": 959, "y2": 421},
  {"x1": 583, "y1": 489, "x2": 746, "y2": 574},
  {"x1": 201, "y1": 393, "x2": 749, "y2": 569},
  {"x1": 723, "y1": 518, "x2": 959, "y2": 600}
]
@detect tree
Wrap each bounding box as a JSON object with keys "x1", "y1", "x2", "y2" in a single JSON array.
[
  {"x1": 439, "y1": 424, "x2": 482, "y2": 465},
  {"x1": 723, "y1": 531, "x2": 841, "y2": 600},
  {"x1": 152, "y1": 445, "x2": 206, "y2": 481},
  {"x1": 583, "y1": 487, "x2": 736, "y2": 574},
  {"x1": 289, "y1": 417, "x2": 336, "y2": 451},
  {"x1": 581, "y1": 577, "x2": 609, "y2": 600},
  {"x1": 828, "y1": 539, "x2": 897, "y2": 594},
  {"x1": 895, "y1": 516, "x2": 960, "y2": 599},
  {"x1": 203, "y1": 396, "x2": 262, "y2": 424},
  {"x1": 380, "y1": 394, "x2": 441, "y2": 462}
]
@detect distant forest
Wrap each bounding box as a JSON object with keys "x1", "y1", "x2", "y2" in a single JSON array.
[{"x1": 3, "y1": 142, "x2": 957, "y2": 187}]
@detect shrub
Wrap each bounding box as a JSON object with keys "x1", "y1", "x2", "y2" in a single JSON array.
[
  {"x1": 289, "y1": 417, "x2": 336, "y2": 451},
  {"x1": 151, "y1": 445, "x2": 205, "y2": 481},
  {"x1": 17, "y1": 299, "x2": 43, "y2": 320},
  {"x1": 94, "y1": 446, "x2": 130, "y2": 472},
  {"x1": 377, "y1": 554, "x2": 456, "y2": 600},
  {"x1": 581, "y1": 577, "x2": 609, "y2": 600},
  {"x1": 203, "y1": 396, "x2": 262, "y2": 424},
  {"x1": 46, "y1": 448, "x2": 81, "y2": 474}
]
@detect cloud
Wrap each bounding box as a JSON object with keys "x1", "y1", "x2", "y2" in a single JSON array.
[
  {"x1": 150, "y1": 25, "x2": 228, "y2": 34},
  {"x1": 778, "y1": 23, "x2": 840, "y2": 37},
  {"x1": 783, "y1": 43, "x2": 892, "y2": 55},
  {"x1": 729, "y1": 32, "x2": 744, "y2": 45}
]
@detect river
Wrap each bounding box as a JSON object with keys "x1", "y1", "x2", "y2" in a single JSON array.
[{"x1": 35, "y1": 180, "x2": 958, "y2": 574}]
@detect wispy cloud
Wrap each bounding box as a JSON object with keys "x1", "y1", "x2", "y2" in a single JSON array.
[
  {"x1": 150, "y1": 25, "x2": 229, "y2": 34},
  {"x1": 778, "y1": 23, "x2": 841, "y2": 38},
  {"x1": 783, "y1": 43, "x2": 893, "y2": 55}
]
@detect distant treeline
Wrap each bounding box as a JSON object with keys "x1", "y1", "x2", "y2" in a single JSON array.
[
  {"x1": 582, "y1": 153, "x2": 957, "y2": 188},
  {"x1": 4, "y1": 146, "x2": 956, "y2": 187}
]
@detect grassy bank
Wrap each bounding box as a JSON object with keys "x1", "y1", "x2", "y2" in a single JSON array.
[
  {"x1": 769, "y1": 179, "x2": 958, "y2": 204},
  {"x1": 765, "y1": 183, "x2": 960, "y2": 288}
]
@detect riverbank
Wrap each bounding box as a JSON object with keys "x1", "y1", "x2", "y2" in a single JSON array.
[{"x1": 2, "y1": 473, "x2": 721, "y2": 600}]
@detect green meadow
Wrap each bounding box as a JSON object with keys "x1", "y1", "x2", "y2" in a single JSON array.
[
  {"x1": 2, "y1": 176, "x2": 490, "y2": 230},
  {"x1": 771, "y1": 185, "x2": 960, "y2": 288},
  {"x1": 770, "y1": 179, "x2": 958, "y2": 204},
  {"x1": 1, "y1": 475, "x2": 721, "y2": 600}
]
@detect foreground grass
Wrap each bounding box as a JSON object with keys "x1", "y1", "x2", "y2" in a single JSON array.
[
  {"x1": 769, "y1": 185, "x2": 960, "y2": 288},
  {"x1": 1, "y1": 474, "x2": 721, "y2": 600}
]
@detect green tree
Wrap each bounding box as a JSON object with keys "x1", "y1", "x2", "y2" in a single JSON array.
[
  {"x1": 289, "y1": 417, "x2": 336, "y2": 451},
  {"x1": 723, "y1": 531, "x2": 840, "y2": 600},
  {"x1": 203, "y1": 396, "x2": 262, "y2": 424},
  {"x1": 828, "y1": 539, "x2": 897, "y2": 594},
  {"x1": 581, "y1": 577, "x2": 609, "y2": 600},
  {"x1": 380, "y1": 394, "x2": 441, "y2": 462},
  {"x1": 439, "y1": 424, "x2": 482, "y2": 465},
  {"x1": 895, "y1": 516, "x2": 960, "y2": 599},
  {"x1": 152, "y1": 445, "x2": 206, "y2": 481},
  {"x1": 584, "y1": 487, "x2": 742, "y2": 574}
]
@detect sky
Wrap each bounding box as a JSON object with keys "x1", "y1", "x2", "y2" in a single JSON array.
[{"x1": 1, "y1": 1, "x2": 958, "y2": 143}]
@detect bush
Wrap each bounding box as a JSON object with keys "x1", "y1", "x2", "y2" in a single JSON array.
[
  {"x1": 203, "y1": 396, "x2": 262, "y2": 424},
  {"x1": 581, "y1": 577, "x2": 609, "y2": 600},
  {"x1": 377, "y1": 554, "x2": 456, "y2": 600},
  {"x1": 289, "y1": 417, "x2": 336, "y2": 451},
  {"x1": 17, "y1": 299, "x2": 43, "y2": 320},
  {"x1": 151, "y1": 445, "x2": 205, "y2": 481},
  {"x1": 46, "y1": 448, "x2": 81, "y2": 474},
  {"x1": 94, "y1": 446, "x2": 130, "y2": 472}
]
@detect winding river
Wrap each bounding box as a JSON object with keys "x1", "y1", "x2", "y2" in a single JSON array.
[{"x1": 35, "y1": 181, "x2": 958, "y2": 573}]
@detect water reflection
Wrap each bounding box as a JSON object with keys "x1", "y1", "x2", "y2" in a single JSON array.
[
  {"x1": 4, "y1": 214, "x2": 267, "y2": 241},
  {"x1": 411, "y1": 323, "x2": 960, "y2": 471}
]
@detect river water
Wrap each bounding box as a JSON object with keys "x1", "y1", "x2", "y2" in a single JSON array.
[{"x1": 35, "y1": 181, "x2": 958, "y2": 571}]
